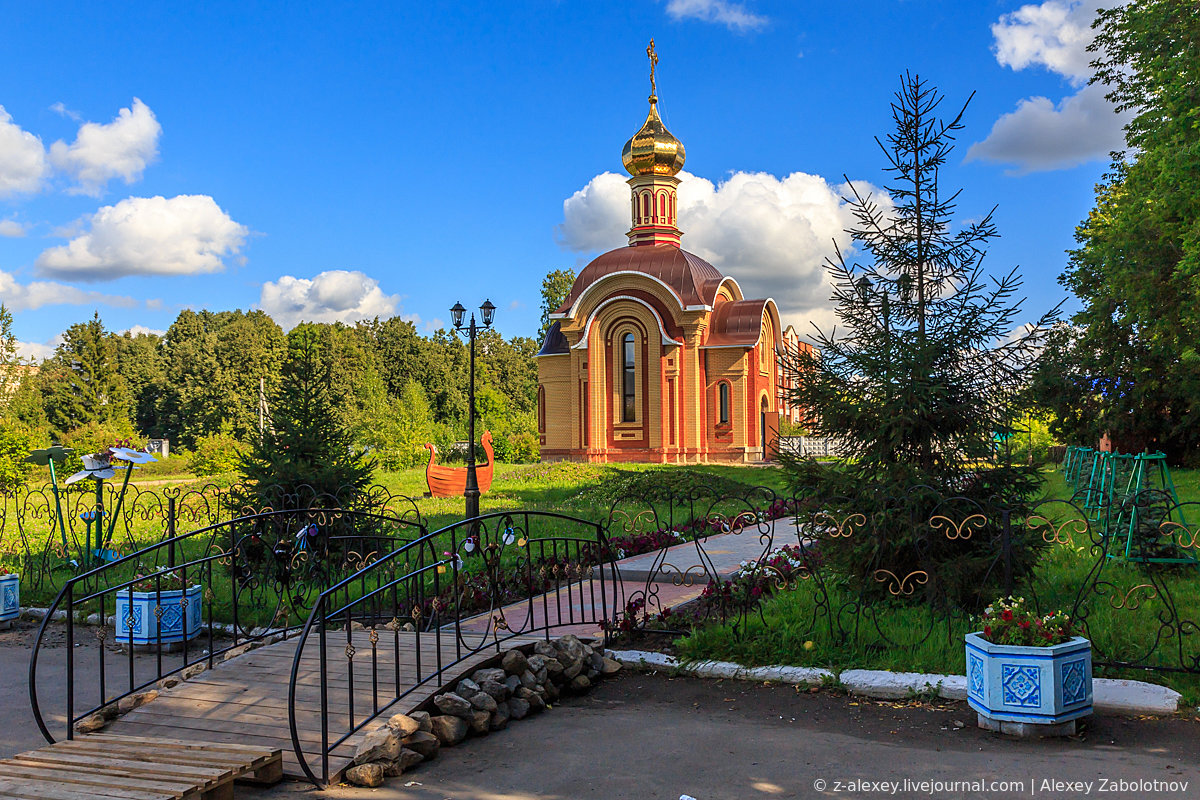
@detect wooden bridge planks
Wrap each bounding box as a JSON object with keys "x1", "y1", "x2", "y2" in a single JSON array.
[
  {"x1": 0, "y1": 734, "x2": 281, "y2": 800},
  {"x1": 101, "y1": 630, "x2": 535, "y2": 781}
]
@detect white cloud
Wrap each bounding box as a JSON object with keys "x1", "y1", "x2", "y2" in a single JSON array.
[
  {"x1": 666, "y1": 0, "x2": 767, "y2": 31},
  {"x1": 49, "y1": 98, "x2": 161, "y2": 195},
  {"x1": 0, "y1": 218, "x2": 27, "y2": 237},
  {"x1": 966, "y1": 82, "x2": 1130, "y2": 172},
  {"x1": 558, "y1": 172, "x2": 631, "y2": 253},
  {"x1": 35, "y1": 195, "x2": 248, "y2": 281},
  {"x1": 16, "y1": 333, "x2": 62, "y2": 363},
  {"x1": 258, "y1": 270, "x2": 405, "y2": 331},
  {"x1": 0, "y1": 269, "x2": 136, "y2": 311},
  {"x1": 992, "y1": 0, "x2": 1104, "y2": 84},
  {"x1": 0, "y1": 106, "x2": 49, "y2": 197},
  {"x1": 559, "y1": 169, "x2": 887, "y2": 331},
  {"x1": 974, "y1": 0, "x2": 1126, "y2": 173},
  {"x1": 49, "y1": 102, "x2": 81, "y2": 122}
]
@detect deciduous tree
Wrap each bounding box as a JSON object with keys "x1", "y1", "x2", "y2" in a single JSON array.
[{"x1": 1035, "y1": 1, "x2": 1200, "y2": 461}]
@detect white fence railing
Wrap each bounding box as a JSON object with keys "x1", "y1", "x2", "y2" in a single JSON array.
[{"x1": 777, "y1": 436, "x2": 846, "y2": 458}]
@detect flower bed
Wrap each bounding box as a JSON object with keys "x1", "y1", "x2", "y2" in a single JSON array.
[
  {"x1": 967, "y1": 596, "x2": 1092, "y2": 731},
  {"x1": 965, "y1": 632, "x2": 1092, "y2": 728}
]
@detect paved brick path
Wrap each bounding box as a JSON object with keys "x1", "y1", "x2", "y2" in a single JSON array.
[{"x1": 460, "y1": 518, "x2": 801, "y2": 639}]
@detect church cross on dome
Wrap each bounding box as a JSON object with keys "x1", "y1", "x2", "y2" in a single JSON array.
[
  {"x1": 647, "y1": 38, "x2": 658, "y2": 98},
  {"x1": 621, "y1": 41, "x2": 686, "y2": 247}
]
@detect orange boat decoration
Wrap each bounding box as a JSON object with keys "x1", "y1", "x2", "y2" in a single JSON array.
[{"x1": 424, "y1": 431, "x2": 494, "y2": 498}]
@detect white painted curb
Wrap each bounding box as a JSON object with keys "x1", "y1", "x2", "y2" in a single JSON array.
[
  {"x1": 608, "y1": 649, "x2": 1181, "y2": 716},
  {"x1": 1093, "y1": 678, "x2": 1181, "y2": 715},
  {"x1": 841, "y1": 669, "x2": 967, "y2": 700}
]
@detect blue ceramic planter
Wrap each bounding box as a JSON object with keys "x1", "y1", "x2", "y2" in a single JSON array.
[
  {"x1": 0, "y1": 574, "x2": 18, "y2": 622},
  {"x1": 115, "y1": 585, "x2": 203, "y2": 645},
  {"x1": 966, "y1": 631, "x2": 1092, "y2": 726}
]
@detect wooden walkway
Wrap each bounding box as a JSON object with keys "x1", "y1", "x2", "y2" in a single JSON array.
[
  {"x1": 101, "y1": 630, "x2": 533, "y2": 782},
  {"x1": 0, "y1": 734, "x2": 281, "y2": 800}
]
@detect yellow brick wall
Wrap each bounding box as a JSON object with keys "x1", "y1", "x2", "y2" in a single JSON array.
[{"x1": 538, "y1": 270, "x2": 784, "y2": 464}]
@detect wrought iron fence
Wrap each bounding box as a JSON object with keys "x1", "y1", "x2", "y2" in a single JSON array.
[
  {"x1": 594, "y1": 480, "x2": 1200, "y2": 682},
  {"x1": 0, "y1": 482, "x2": 422, "y2": 595}
]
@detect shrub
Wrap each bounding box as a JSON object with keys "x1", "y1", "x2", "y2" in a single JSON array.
[
  {"x1": 59, "y1": 419, "x2": 137, "y2": 460},
  {"x1": 187, "y1": 433, "x2": 249, "y2": 477},
  {"x1": 504, "y1": 432, "x2": 539, "y2": 463},
  {"x1": 0, "y1": 422, "x2": 46, "y2": 492}
]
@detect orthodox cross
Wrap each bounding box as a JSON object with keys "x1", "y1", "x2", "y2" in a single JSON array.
[{"x1": 647, "y1": 39, "x2": 658, "y2": 96}]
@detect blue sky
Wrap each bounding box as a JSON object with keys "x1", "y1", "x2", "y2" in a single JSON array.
[{"x1": 0, "y1": 1, "x2": 1123, "y2": 357}]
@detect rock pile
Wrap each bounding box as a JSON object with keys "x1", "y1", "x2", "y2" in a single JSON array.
[{"x1": 346, "y1": 635, "x2": 621, "y2": 787}]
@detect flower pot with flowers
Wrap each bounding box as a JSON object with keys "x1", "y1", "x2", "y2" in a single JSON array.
[
  {"x1": 114, "y1": 568, "x2": 203, "y2": 646},
  {"x1": 966, "y1": 596, "x2": 1092, "y2": 735},
  {"x1": 0, "y1": 566, "x2": 18, "y2": 624}
]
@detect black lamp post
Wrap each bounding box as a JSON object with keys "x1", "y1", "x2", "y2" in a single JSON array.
[{"x1": 451, "y1": 299, "x2": 496, "y2": 522}]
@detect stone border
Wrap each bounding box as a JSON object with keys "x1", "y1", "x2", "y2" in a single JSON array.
[
  {"x1": 606, "y1": 649, "x2": 1182, "y2": 716},
  {"x1": 344, "y1": 635, "x2": 622, "y2": 788}
]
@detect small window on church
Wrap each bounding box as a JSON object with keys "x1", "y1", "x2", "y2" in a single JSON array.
[
  {"x1": 719, "y1": 383, "x2": 730, "y2": 425},
  {"x1": 621, "y1": 333, "x2": 636, "y2": 422}
]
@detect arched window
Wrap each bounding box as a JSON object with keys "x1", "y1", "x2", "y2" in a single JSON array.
[
  {"x1": 719, "y1": 383, "x2": 730, "y2": 425},
  {"x1": 659, "y1": 193, "x2": 666, "y2": 217},
  {"x1": 621, "y1": 333, "x2": 636, "y2": 422},
  {"x1": 537, "y1": 386, "x2": 546, "y2": 433},
  {"x1": 642, "y1": 193, "x2": 650, "y2": 219}
]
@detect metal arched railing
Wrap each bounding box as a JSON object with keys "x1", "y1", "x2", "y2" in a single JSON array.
[
  {"x1": 286, "y1": 510, "x2": 619, "y2": 786},
  {"x1": 28, "y1": 506, "x2": 427, "y2": 744}
]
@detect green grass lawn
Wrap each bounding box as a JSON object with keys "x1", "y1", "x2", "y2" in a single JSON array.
[
  {"x1": 676, "y1": 463, "x2": 1200, "y2": 705},
  {"x1": 1, "y1": 461, "x2": 789, "y2": 609}
]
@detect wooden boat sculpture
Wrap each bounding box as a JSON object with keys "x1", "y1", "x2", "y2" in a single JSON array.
[{"x1": 424, "y1": 431, "x2": 494, "y2": 498}]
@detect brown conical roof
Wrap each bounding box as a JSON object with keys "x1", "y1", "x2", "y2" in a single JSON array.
[{"x1": 555, "y1": 245, "x2": 726, "y2": 316}]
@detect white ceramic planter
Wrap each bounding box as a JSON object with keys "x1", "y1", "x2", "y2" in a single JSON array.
[
  {"x1": 115, "y1": 584, "x2": 203, "y2": 645},
  {"x1": 0, "y1": 574, "x2": 18, "y2": 622},
  {"x1": 966, "y1": 631, "x2": 1092, "y2": 729}
]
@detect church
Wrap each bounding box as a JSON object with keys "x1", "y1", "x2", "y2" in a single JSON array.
[{"x1": 536, "y1": 44, "x2": 793, "y2": 464}]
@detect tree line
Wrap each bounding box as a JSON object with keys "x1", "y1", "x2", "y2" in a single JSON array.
[{"x1": 0, "y1": 304, "x2": 546, "y2": 486}]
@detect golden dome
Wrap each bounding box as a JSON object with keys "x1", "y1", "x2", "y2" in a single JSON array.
[{"x1": 621, "y1": 96, "x2": 686, "y2": 177}]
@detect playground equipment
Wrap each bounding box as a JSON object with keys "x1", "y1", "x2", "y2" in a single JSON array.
[{"x1": 1061, "y1": 446, "x2": 1193, "y2": 565}]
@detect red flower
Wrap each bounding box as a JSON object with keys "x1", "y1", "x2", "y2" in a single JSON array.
[
  {"x1": 1019, "y1": 620, "x2": 1030, "y2": 629},
  {"x1": 983, "y1": 625, "x2": 992, "y2": 638},
  {"x1": 1000, "y1": 609, "x2": 1013, "y2": 621}
]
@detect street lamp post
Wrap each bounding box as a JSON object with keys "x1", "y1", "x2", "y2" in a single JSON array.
[{"x1": 451, "y1": 299, "x2": 496, "y2": 522}]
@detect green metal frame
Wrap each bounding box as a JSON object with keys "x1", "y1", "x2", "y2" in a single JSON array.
[{"x1": 1061, "y1": 446, "x2": 1195, "y2": 565}]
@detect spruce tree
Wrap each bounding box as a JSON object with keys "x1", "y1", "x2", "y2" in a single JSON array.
[
  {"x1": 241, "y1": 327, "x2": 374, "y2": 509},
  {"x1": 782, "y1": 75, "x2": 1058, "y2": 607}
]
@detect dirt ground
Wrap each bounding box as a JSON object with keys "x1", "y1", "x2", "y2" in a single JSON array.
[
  {"x1": 246, "y1": 669, "x2": 1199, "y2": 800},
  {"x1": 5, "y1": 617, "x2": 1200, "y2": 800}
]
